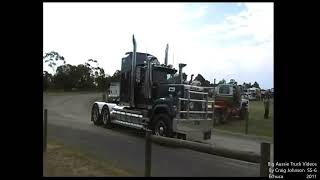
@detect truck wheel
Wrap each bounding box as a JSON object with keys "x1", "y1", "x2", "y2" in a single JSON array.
[
  {"x1": 152, "y1": 114, "x2": 173, "y2": 137},
  {"x1": 91, "y1": 104, "x2": 101, "y2": 125},
  {"x1": 101, "y1": 106, "x2": 112, "y2": 128}
]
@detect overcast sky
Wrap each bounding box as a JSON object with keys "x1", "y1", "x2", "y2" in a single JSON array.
[{"x1": 43, "y1": 2, "x2": 273, "y2": 89}]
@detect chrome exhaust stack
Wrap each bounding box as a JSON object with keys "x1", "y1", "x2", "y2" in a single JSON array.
[
  {"x1": 130, "y1": 34, "x2": 137, "y2": 107},
  {"x1": 164, "y1": 43, "x2": 169, "y2": 65}
]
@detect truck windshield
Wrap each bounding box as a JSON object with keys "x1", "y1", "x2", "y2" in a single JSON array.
[
  {"x1": 219, "y1": 85, "x2": 230, "y2": 94},
  {"x1": 152, "y1": 67, "x2": 176, "y2": 84}
]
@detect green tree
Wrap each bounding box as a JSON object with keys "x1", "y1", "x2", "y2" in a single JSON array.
[
  {"x1": 43, "y1": 71, "x2": 53, "y2": 91},
  {"x1": 43, "y1": 51, "x2": 66, "y2": 74},
  {"x1": 218, "y1": 79, "x2": 226, "y2": 84},
  {"x1": 252, "y1": 81, "x2": 260, "y2": 89},
  {"x1": 52, "y1": 64, "x2": 77, "y2": 90},
  {"x1": 228, "y1": 79, "x2": 237, "y2": 85},
  {"x1": 75, "y1": 64, "x2": 95, "y2": 90},
  {"x1": 243, "y1": 82, "x2": 251, "y2": 89},
  {"x1": 111, "y1": 70, "x2": 121, "y2": 82},
  {"x1": 194, "y1": 74, "x2": 210, "y2": 87},
  {"x1": 94, "y1": 68, "x2": 109, "y2": 91},
  {"x1": 85, "y1": 59, "x2": 108, "y2": 89}
]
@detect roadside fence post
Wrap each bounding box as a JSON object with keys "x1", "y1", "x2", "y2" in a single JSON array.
[
  {"x1": 260, "y1": 142, "x2": 271, "y2": 177},
  {"x1": 145, "y1": 129, "x2": 152, "y2": 177}
]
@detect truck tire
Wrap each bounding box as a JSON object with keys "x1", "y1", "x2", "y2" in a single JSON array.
[
  {"x1": 91, "y1": 104, "x2": 101, "y2": 125},
  {"x1": 152, "y1": 114, "x2": 174, "y2": 138},
  {"x1": 101, "y1": 106, "x2": 112, "y2": 128}
]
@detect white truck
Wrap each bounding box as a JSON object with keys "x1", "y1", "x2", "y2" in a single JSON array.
[
  {"x1": 107, "y1": 82, "x2": 120, "y2": 103},
  {"x1": 243, "y1": 87, "x2": 259, "y2": 101}
]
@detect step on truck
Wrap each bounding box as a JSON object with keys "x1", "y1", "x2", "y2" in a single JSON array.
[{"x1": 91, "y1": 35, "x2": 214, "y2": 141}]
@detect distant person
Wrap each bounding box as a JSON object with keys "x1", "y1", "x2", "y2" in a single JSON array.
[
  {"x1": 264, "y1": 91, "x2": 270, "y2": 119},
  {"x1": 256, "y1": 89, "x2": 261, "y2": 101}
]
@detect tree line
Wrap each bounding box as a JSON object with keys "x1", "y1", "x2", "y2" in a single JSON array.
[
  {"x1": 43, "y1": 51, "x2": 262, "y2": 91},
  {"x1": 43, "y1": 51, "x2": 120, "y2": 91}
]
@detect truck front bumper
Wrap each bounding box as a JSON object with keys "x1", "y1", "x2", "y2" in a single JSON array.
[{"x1": 173, "y1": 118, "x2": 213, "y2": 141}]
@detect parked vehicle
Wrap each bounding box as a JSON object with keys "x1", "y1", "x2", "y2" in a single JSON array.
[
  {"x1": 107, "y1": 82, "x2": 120, "y2": 103},
  {"x1": 213, "y1": 84, "x2": 249, "y2": 124}
]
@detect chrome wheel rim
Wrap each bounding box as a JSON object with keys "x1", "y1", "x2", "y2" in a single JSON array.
[{"x1": 155, "y1": 121, "x2": 166, "y2": 136}]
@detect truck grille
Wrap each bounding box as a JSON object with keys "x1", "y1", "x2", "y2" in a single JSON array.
[
  {"x1": 185, "y1": 89, "x2": 205, "y2": 111},
  {"x1": 177, "y1": 88, "x2": 214, "y2": 120}
]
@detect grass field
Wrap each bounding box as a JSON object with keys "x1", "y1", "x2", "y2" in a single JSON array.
[
  {"x1": 215, "y1": 99, "x2": 274, "y2": 141},
  {"x1": 43, "y1": 138, "x2": 138, "y2": 177}
]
